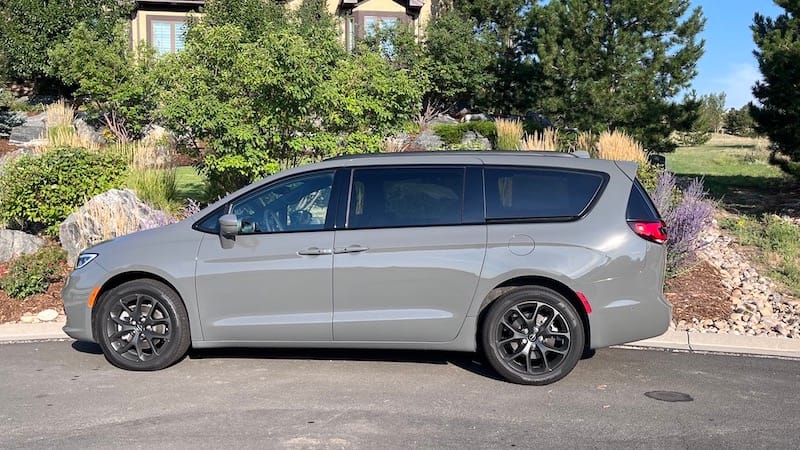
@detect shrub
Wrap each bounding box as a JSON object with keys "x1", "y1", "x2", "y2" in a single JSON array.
[
  {"x1": 495, "y1": 119, "x2": 523, "y2": 150},
  {"x1": 0, "y1": 246, "x2": 66, "y2": 299},
  {"x1": 467, "y1": 121, "x2": 496, "y2": 143},
  {"x1": 596, "y1": 129, "x2": 647, "y2": 164},
  {"x1": 652, "y1": 171, "x2": 714, "y2": 276},
  {"x1": 432, "y1": 123, "x2": 466, "y2": 145},
  {"x1": 433, "y1": 121, "x2": 496, "y2": 147},
  {"x1": 0, "y1": 147, "x2": 128, "y2": 235}
]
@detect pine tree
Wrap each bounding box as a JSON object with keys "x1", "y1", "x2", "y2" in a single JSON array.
[
  {"x1": 523, "y1": 0, "x2": 705, "y2": 152},
  {"x1": 751, "y1": 1, "x2": 800, "y2": 162}
]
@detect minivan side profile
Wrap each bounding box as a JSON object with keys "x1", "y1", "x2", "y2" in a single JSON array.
[{"x1": 62, "y1": 152, "x2": 671, "y2": 385}]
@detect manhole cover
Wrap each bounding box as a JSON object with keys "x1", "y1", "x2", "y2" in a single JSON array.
[{"x1": 644, "y1": 391, "x2": 694, "y2": 402}]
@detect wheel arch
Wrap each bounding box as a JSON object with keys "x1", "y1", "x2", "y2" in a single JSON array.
[
  {"x1": 90, "y1": 271, "x2": 187, "y2": 340},
  {"x1": 476, "y1": 276, "x2": 591, "y2": 350}
]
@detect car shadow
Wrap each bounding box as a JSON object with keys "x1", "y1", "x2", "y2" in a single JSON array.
[
  {"x1": 188, "y1": 347, "x2": 505, "y2": 381},
  {"x1": 71, "y1": 341, "x2": 103, "y2": 355}
]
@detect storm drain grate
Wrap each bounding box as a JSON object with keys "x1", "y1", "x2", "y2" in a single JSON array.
[{"x1": 644, "y1": 391, "x2": 694, "y2": 402}]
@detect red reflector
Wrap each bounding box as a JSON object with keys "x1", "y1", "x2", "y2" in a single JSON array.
[
  {"x1": 576, "y1": 291, "x2": 592, "y2": 314},
  {"x1": 629, "y1": 221, "x2": 668, "y2": 244}
]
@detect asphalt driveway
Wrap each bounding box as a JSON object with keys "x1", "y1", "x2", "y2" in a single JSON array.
[{"x1": 0, "y1": 341, "x2": 798, "y2": 449}]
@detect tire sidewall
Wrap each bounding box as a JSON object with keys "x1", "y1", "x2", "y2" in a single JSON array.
[
  {"x1": 93, "y1": 279, "x2": 191, "y2": 371},
  {"x1": 482, "y1": 287, "x2": 585, "y2": 385}
]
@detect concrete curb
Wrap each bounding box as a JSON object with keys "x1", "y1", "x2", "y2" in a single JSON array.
[
  {"x1": 1, "y1": 322, "x2": 799, "y2": 359},
  {"x1": 622, "y1": 329, "x2": 800, "y2": 359},
  {"x1": 0, "y1": 320, "x2": 69, "y2": 343}
]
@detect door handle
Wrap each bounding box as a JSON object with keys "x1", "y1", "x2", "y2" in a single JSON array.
[
  {"x1": 298, "y1": 247, "x2": 332, "y2": 256},
  {"x1": 334, "y1": 245, "x2": 369, "y2": 254}
]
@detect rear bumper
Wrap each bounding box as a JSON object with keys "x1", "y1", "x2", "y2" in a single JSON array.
[{"x1": 588, "y1": 294, "x2": 672, "y2": 349}]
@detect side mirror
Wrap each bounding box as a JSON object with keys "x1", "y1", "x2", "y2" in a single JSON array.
[{"x1": 219, "y1": 214, "x2": 239, "y2": 249}]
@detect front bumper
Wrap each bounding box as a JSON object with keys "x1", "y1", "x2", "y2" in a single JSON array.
[{"x1": 62, "y1": 262, "x2": 108, "y2": 343}]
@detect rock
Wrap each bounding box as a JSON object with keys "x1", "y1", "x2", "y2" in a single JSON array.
[
  {"x1": 59, "y1": 189, "x2": 176, "y2": 266},
  {"x1": 73, "y1": 113, "x2": 106, "y2": 145},
  {"x1": 36, "y1": 309, "x2": 58, "y2": 322},
  {"x1": 775, "y1": 323, "x2": 791, "y2": 337},
  {"x1": 19, "y1": 313, "x2": 34, "y2": 324},
  {"x1": 427, "y1": 114, "x2": 458, "y2": 126},
  {"x1": 461, "y1": 131, "x2": 492, "y2": 150},
  {"x1": 412, "y1": 129, "x2": 445, "y2": 150},
  {"x1": 0, "y1": 229, "x2": 45, "y2": 263},
  {"x1": 8, "y1": 112, "x2": 46, "y2": 147}
]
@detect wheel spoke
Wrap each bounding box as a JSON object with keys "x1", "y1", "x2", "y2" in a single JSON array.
[
  {"x1": 150, "y1": 319, "x2": 170, "y2": 326},
  {"x1": 499, "y1": 336, "x2": 520, "y2": 345},
  {"x1": 116, "y1": 337, "x2": 135, "y2": 355},
  {"x1": 149, "y1": 332, "x2": 168, "y2": 340},
  {"x1": 109, "y1": 328, "x2": 131, "y2": 340},
  {"x1": 146, "y1": 300, "x2": 159, "y2": 321},
  {"x1": 504, "y1": 342, "x2": 530, "y2": 361},
  {"x1": 134, "y1": 294, "x2": 143, "y2": 319},
  {"x1": 144, "y1": 335, "x2": 160, "y2": 356},
  {"x1": 539, "y1": 341, "x2": 568, "y2": 355},
  {"x1": 510, "y1": 306, "x2": 532, "y2": 330},
  {"x1": 541, "y1": 308, "x2": 561, "y2": 331},
  {"x1": 134, "y1": 336, "x2": 144, "y2": 361},
  {"x1": 110, "y1": 315, "x2": 133, "y2": 328},
  {"x1": 536, "y1": 343, "x2": 552, "y2": 372},
  {"x1": 119, "y1": 300, "x2": 134, "y2": 317}
]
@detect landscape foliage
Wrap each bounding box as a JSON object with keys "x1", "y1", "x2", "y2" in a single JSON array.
[
  {"x1": 0, "y1": 148, "x2": 128, "y2": 235},
  {"x1": 0, "y1": 246, "x2": 65, "y2": 299}
]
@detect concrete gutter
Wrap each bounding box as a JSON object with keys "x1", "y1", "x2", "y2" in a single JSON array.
[
  {"x1": 622, "y1": 329, "x2": 800, "y2": 359},
  {"x1": 1, "y1": 321, "x2": 799, "y2": 359},
  {"x1": 0, "y1": 320, "x2": 69, "y2": 343}
]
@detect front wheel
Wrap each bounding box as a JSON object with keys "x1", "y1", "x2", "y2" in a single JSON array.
[
  {"x1": 481, "y1": 286, "x2": 585, "y2": 385},
  {"x1": 93, "y1": 279, "x2": 191, "y2": 371}
]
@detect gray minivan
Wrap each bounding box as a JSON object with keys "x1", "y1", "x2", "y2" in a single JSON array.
[{"x1": 62, "y1": 151, "x2": 671, "y2": 385}]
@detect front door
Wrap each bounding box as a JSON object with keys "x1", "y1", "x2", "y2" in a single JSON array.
[
  {"x1": 332, "y1": 166, "x2": 486, "y2": 342},
  {"x1": 195, "y1": 170, "x2": 337, "y2": 342}
]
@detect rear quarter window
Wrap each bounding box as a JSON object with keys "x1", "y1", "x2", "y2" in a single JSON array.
[{"x1": 484, "y1": 167, "x2": 607, "y2": 221}]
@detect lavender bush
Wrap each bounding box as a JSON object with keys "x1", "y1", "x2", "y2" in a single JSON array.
[{"x1": 651, "y1": 170, "x2": 715, "y2": 276}]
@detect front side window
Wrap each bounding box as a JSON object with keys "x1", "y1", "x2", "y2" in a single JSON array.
[
  {"x1": 484, "y1": 167, "x2": 606, "y2": 221},
  {"x1": 196, "y1": 171, "x2": 334, "y2": 234},
  {"x1": 151, "y1": 19, "x2": 187, "y2": 54},
  {"x1": 348, "y1": 167, "x2": 464, "y2": 229}
]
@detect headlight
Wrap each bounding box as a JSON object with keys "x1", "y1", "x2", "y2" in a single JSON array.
[{"x1": 75, "y1": 253, "x2": 98, "y2": 270}]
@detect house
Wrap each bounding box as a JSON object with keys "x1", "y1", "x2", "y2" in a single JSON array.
[{"x1": 130, "y1": 0, "x2": 432, "y2": 54}]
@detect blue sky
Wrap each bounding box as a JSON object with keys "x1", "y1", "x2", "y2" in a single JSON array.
[{"x1": 689, "y1": 0, "x2": 783, "y2": 109}]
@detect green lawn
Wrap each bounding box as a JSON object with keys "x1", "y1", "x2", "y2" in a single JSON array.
[
  {"x1": 175, "y1": 166, "x2": 207, "y2": 202},
  {"x1": 665, "y1": 134, "x2": 793, "y2": 214}
]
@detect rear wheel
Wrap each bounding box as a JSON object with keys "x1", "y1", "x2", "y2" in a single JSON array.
[
  {"x1": 481, "y1": 286, "x2": 584, "y2": 385},
  {"x1": 93, "y1": 279, "x2": 190, "y2": 371}
]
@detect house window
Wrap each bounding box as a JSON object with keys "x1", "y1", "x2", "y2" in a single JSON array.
[
  {"x1": 151, "y1": 19, "x2": 187, "y2": 54},
  {"x1": 363, "y1": 15, "x2": 400, "y2": 37}
]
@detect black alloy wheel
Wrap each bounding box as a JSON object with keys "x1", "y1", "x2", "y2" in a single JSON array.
[
  {"x1": 482, "y1": 286, "x2": 585, "y2": 385},
  {"x1": 94, "y1": 279, "x2": 190, "y2": 371}
]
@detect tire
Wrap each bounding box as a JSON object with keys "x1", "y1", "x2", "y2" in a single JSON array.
[
  {"x1": 93, "y1": 279, "x2": 191, "y2": 371},
  {"x1": 481, "y1": 286, "x2": 585, "y2": 385}
]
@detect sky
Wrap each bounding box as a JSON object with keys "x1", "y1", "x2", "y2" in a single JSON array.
[{"x1": 688, "y1": 0, "x2": 783, "y2": 109}]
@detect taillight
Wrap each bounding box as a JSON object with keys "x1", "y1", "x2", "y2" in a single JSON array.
[{"x1": 629, "y1": 220, "x2": 668, "y2": 244}]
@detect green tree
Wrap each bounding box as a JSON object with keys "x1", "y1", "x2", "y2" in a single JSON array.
[
  {"x1": 49, "y1": 21, "x2": 159, "y2": 141},
  {"x1": 675, "y1": 92, "x2": 726, "y2": 146},
  {"x1": 158, "y1": 1, "x2": 423, "y2": 194},
  {"x1": 0, "y1": 0, "x2": 130, "y2": 87},
  {"x1": 726, "y1": 104, "x2": 757, "y2": 137},
  {"x1": 363, "y1": 9, "x2": 493, "y2": 121},
  {"x1": 455, "y1": 0, "x2": 532, "y2": 113},
  {"x1": 524, "y1": 0, "x2": 705, "y2": 152},
  {"x1": 751, "y1": 1, "x2": 800, "y2": 162}
]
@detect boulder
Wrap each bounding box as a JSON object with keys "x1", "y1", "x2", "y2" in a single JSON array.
[
  {"x1": 412, "y1": 129, "x2": 445, "y2": 151},
  {"x1": 0, "y1": 229, "x2": 45, "y2": 263},
  {"x1": 461, "y1": 131, "x2": 492, "y2": 150},
  {"x1": 73, "y1": 113, "x2": 106, "y2": 145},
  {"x1": 59, "y1": 189, "x2": 175, "y2": 266}
]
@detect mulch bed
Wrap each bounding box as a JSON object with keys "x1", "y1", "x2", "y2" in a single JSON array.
[{"x1": 666, "y1": 259, "x2": 732, "y2": 322}]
